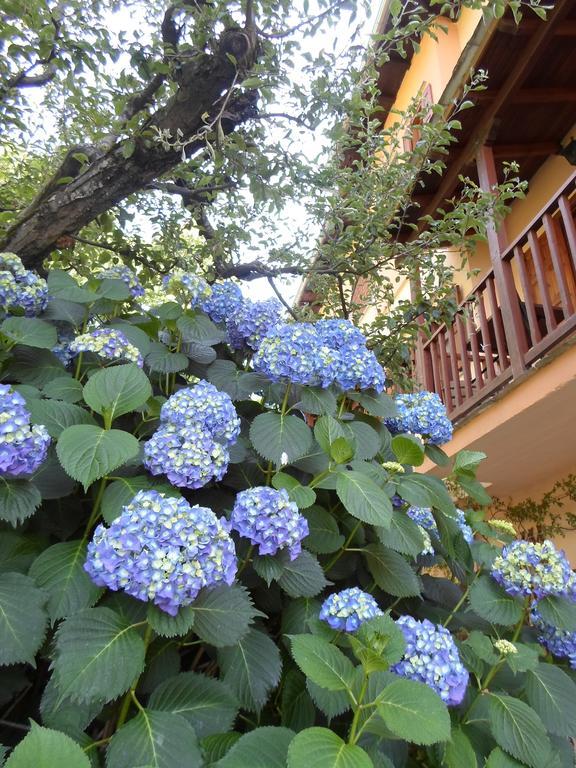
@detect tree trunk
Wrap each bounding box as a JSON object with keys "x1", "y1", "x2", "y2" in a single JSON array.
[{"x1": 0, "y1": 29, "x2": 258, "y2": 271}]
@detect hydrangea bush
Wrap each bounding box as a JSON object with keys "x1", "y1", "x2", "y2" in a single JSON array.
[{"x1": 0, "y1": 259, "x2": 575, "y2": 768}]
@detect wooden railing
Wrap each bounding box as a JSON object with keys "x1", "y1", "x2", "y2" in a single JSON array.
[{"x1": 419, "y1": 171, "x2": 576, "y2": 422}]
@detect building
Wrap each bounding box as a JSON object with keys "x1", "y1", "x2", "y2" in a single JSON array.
[{"x1": 328, "y1": 1, "x2": 576, "y2": 552}]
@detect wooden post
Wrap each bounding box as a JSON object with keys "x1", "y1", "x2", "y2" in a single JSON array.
[{"x1": 475, "y1": 145, "x2": 528, "y2": 377}]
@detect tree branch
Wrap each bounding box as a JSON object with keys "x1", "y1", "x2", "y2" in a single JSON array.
[
  {"x1": 258, "y1": 0, "x2": 350, "y2": 39},
  {"x1": 267, "y1": 276, "x2": 298, "y2": 320},
  {"x1": 1, "y1": 27, "x2": 260, "y2": 268}
]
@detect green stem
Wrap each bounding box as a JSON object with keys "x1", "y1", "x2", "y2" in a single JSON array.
[
  {"x1": 280, "y1": 382, "x2": 292, "y2": 416},
  {"x1": 308, "y1": 469, "x2": 330, "y2": 489},
  {"x1": 116, "y1": 624, "x2": 153, "y2": 729},
  {"x1": 443, "y1": 568, "x2": 482, "y2": 629},
  {"x1": 74, "y1": 352, "x2": 84, "y2": 380},
  {"x1": 337, "y1": 396, "x2": 347, "y2": 418},
  {"x1": 81, "y1": 476, "x2": 108, "y2": 543},
  {"x1": 237, "y1": 544, "x2": 254, "y2": 575},
  {"x1": 462, "y1": 598, "x2": 529, "y2": 724},
  {"x1": 115, "y1": 691, "x2": 133, "y2": 730},
  {"x1": 324, "y1": 520, "x2": 361, "y2": 572},
  {"x1": 348, "y1": 673, "x2": 369, "y2": 745},
  {"x1": 83, "y1": 737, "x2": 111, "y2": 753}
]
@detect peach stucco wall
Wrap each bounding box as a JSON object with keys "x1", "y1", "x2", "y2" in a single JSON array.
[{"x1": 383, "y1": 8, "x2": 484, "y2": 131}]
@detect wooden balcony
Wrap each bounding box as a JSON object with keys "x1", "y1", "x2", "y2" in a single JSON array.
[{"x1": 418, "y1": 171, "x2": 576, "y2": 423}]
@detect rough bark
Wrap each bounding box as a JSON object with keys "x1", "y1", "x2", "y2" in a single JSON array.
[{"x1": 0, "y1": 27, "x2": 259, "y2": 271}]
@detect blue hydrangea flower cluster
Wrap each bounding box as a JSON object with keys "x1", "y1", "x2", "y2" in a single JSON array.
[
  {"x1": 391, "y1": 616, "x2": 469, "y2": 706},
  {"x1": 315, "y1": 318, "x2": 367, "y2": 348},
  {"x1": 69, "y1": 328, "x2": 143, "y2": 367},
  {"x1": 406, "y1": 506, "x2": 473, "y2": 556},
  {"x1": 230, "y1": 487, "x2": 309, "y2": 560},
  {"x1": 386, "y1": 392, "x2": 453, "y2": 445},
  {"x1": 226, "y1": 298, "x2": 283, "y2": 351},
  {"x1": 252, "y1": 319, "x2": 386, "y2": 392},
  {"x1": 200, "y1": 280, "x2": 244, "y2": 324},
  {"x1": 52, "y1": 326, "x2": 76, "y2": 368},
  {"x1": 84, "y1": 490, "x2": 237, "y2": 615},
  {"x1": 532, "y1": 610, "x2": 576, "y2": 668},
  {"x1": 0, "y1": 252, "x2": 48, "y2": 318},
  {"x1": 491, "y1": 539, "x2": 573, "y2": 600},
  {"x1": 0, "y1": 384, "x2": 50, "y2": 477},
  {"x1": 98, "y1": 265, "x2": 144, "y2": 298},
  {"x1": 160, "y1": 381, "x2": 240, "y2": 447},
  {"x1": 163, "y1": 272, "x2": 212, "y2": 308},
  {"x1": 319, "y1": 587, "x2": 383, "y2": 631},
  {"x1": 143, "y1": 425, "x2": 228, "y2": 489},
  {"x1": 253, "y1": 323, "x2": 324, "y2": 386}
]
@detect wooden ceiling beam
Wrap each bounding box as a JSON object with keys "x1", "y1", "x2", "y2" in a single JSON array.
[
  {"x1": 491, "y1": 141, "x2": 559, "y2": 159},
  {"x1": 475, "y1": 87, "x2": 576, "y2": 104},
  {"x1": 498, "y1": 18, "x2": 576, "y2": 36},
  {"x1": 413, "y1": 0, "x2": 573, "y2": 229}
]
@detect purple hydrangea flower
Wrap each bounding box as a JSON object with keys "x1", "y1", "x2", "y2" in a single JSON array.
[
  {"x1": 0, "y1": 384, "x2": 50, "y2": 477},
  {"x1": 315, "y1": 318, "x2": 367, "y2": 348},
  {"x1": 226, "y1": 298, "x2": 283, "y2": 351},
  {"x1": 84, "y1": 490, "x2": 237, "y2": 615},
  {"x1": 200, "y1": 280, "x2": 244, "y2": 324},
  {"x1": 386, "y1": 392, "x2": 452, "y2": 445},
  {"x1": 532, "y1": 610, "x2": 576, "y2": 668},
  {"x1": 491, "y1": 539, "x2": 573, "y2": 600},
  {"x1": 252, "y1": 319, "x2": 386, "y2": 392},
  {"x1": 143, "y1": 424, "x2": 229, "y2": 489},
  {"x1": 319, "y1": 587, "x2": 383, "y2": 632},
  {"x1": 160, "y1": 381, "x2": 240, "y2": 446},
  {"x1": 98, "y1": 265, "x2": 144, "y2": 298},
  {"x1": 253, "y1": 323, "x2": 328, "y2": 386},
  {"x1": 0, "y1": 252, "x2": 48, "y2": 318},
  {"x1": 163, "y1": 273, "x2": 212, "y2": 308},
  {"x1": 391, "y1": 616, "x2": 469, "y2": 706},
  {"x1": 329, "y1": 343, "x2": 386, "y2": 392},
  {"x1": 69, "y1": 328, "x2": 143, "y2": 367},
  {"x1": 406, "y1": 506, "x2": 473, "y2": 555},
  {"x1": 230, "y1": 486, "x2": 309, "y2": 560}
]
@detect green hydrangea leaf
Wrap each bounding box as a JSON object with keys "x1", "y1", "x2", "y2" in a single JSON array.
[
  {"x1": 4, "y1": 723, "x2": 90, "y2": 768},
  {"x1": 52, "y1": 607, "x2": 146, "y2": 704},
  {"x1": 0, "y1": 572, "x2": 48, "y2": 665},
  {"x1": 287, "y1": 727, "x2": 373, "y2": 768},
  {"x1": 107, "y1": 710, "x2": 203, "y2": 768},
  {"x1": 218, "y1": 629, "x2": 282, "y2": 713},
  {"x1": 82, "y1": 363, "x2": 152, "y2": 422},
  {"x1": 29, "y1": 540, "x2": 103, "y2": 622},
  {"x1": 149, "y1": 672, "x2": 238, "y2": 738},
  {"x1": 216, "y1": 726, "x2": 295, "y2": 768},
  {"x1": 56, "y1": 425, "x2": 139, "y2": 490}
]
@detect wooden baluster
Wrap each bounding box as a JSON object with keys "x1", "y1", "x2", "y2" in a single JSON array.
[
  {"x1": 514, "y1": 243, "x2": 541, "y2": 345},
  {"x1": 486, "y1": 275, "x2": 509, "y2": 371},
  {"x1": 438, "y1": 329, "x2": 454, "y2": 412},
  {"x1": 543, "y1": 212, "x2": 574, "y2": 317},
  {"x1": 558, "y1": 194, "x2": 576, "y2": 276},
  {"x1": 456, "y1": 314, "x2": 473, "y2": 399},
  {"x1": 528, "y1": 228, "x2": 557, "y2": 333},
  {"x1": 430, "y1": 339, "x2": 442, "y2": 400},
  {"x1": 477, "y1": 290, "x2": 496, "y2": 380},
  {"x1": 467, "y1": 313, "x2": 484, "y2": 391},
  {"x1": 476, "y1": 145, "x2": 528, "y2": 376},
  {"x1": 447, "y1": 322, "x2": 463, "y2": 406},
  {"x1": 421, "y1": 342, "x2": 435, "y2": 392}
]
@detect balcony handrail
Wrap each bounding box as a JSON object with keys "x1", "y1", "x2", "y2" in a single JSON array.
[
  {"x1": 421, "y1": 171, "x2": 576, "y2": 351},
  {"x1": 500, "y1": 169, "x2": 576, "y2": 260}
]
